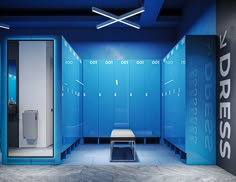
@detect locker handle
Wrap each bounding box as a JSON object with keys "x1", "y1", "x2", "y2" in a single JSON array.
[{"x1": 76, "y1": 80, "x2": 84, "y2": 86}]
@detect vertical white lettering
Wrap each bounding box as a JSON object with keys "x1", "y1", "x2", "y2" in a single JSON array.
[{"x1": 220, "y1": 102, "x2": 231, "y2": 119}]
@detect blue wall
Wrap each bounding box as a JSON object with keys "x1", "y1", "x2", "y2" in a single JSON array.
[
  {"x1": 0, "y1": 28, "x2": 177, "y2": 61},
  {"x1": 67, "y1": 28, "x2": 176, "y2": 60},
  {"x1": 70, "y1": 41, "x2": 174, "y2": 60},
  {"x1": 178, "y1": 0, "x2": 216, "y2": 37}
]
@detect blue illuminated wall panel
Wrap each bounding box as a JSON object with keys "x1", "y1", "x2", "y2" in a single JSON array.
[
  {"x1": 83, "y1": 60, "x2": 99, "y2": 137},
  {"x1": 162, "y1": 35, "x2": 216, "y2": 164},
  {"x1": 98, "y1": 60, "x2": 114, "y2": 137},
  {"x1": 61, "y1": 36, "x2": 82, "y2": 151}
]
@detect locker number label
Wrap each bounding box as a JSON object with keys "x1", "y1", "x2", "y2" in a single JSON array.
[
  {"x1": 89, "y1": 60, "x2": 98, "y2": 64},
  {"x1": 65, "y1": 60, "x2": 73, "y2": 64},
  {"x1": 152, "y1": 61, "x2": 160, "y2": 64},
  {"x1": 121, "y1": 61, "x2": 129, "y2": 64},
  {"x1": 166, "y1": 60, "x2": 173, "y2": 64},
  {"x1": 136, "y1": 61, "x2": 144, "y2": 64},
  {"x1": 105, "y1": 61, "x2": 113, "y2": 64}
]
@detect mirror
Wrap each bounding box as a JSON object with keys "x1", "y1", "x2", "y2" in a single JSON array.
[{"x1": 7, "y1": 40, "x2": 54, "y2": 157}]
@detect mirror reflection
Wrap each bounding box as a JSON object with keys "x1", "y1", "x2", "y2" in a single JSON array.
[{"x1": 7, "y1": 40, "x2": 54, "y2": 157}]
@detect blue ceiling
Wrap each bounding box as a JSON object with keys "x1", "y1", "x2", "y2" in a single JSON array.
[
  {"x1": 0, "y1": 0, "x2": 142, "y2": 9},
  {"x1": 0, "y1": 0, "x2": 187, "y2": 29}
]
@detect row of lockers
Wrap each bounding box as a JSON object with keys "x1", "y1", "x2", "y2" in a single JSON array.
[{"x1": 83, "y1": 59, "x2": 161, "y2": 137}]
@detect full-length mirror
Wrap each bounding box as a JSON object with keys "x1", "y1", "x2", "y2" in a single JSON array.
[{"x1": 7, "y1": 40, "x2": 54, "y2": 157}]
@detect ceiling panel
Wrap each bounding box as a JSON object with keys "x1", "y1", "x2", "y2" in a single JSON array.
[
  {"x1": 0, "y1": 0, "x2": 188, "y2": 29},
  {"x1": 0, "y1": 0, "x2": 142, "y2": 9}
]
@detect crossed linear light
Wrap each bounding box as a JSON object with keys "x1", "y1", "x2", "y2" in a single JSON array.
[
  {"x1": 0, "y1": 23, "x2": 10, "y2": 29},
  {"x1": 92, "y1": 6, "x2": 144, "y2": 29}
]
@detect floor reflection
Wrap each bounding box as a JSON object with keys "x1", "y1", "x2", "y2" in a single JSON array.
[{"x1": 8, "y1": 145, "x2": 53, "y2": 157}]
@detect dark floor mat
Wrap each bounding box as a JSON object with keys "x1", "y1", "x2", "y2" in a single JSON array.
[{"x1": 111, "y1": 147, "x2": 135, "y2": 161}]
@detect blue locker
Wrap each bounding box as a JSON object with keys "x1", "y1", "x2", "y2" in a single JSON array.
[
  {"x1": 185, "y1": 36, "x2": 216, "y2": 164},
  {"x1": 113, "y1": 60, "x2": 129, "y2": 128},
  {"x1": 83, "y1": 60, "x2": 99, "y2": 137},
  {"x1": 98, "y1": 60, "x2": 114, "y2": 137},
  {"x1": 174, "y1": 43, "x2": 185, "y2": 150},
  {"x1": 162, "y1": 36, "x2": 216, "y2": 164},
  {"x1": 79, "y1": 60, "x2": 83, "y2": 138},
  {"x1": 73, "y1": 58, "x2": 83, "y2": 139},
  {"x1": 129, "y1": 60, "x2": 145, "y2": 136},
  {"x1": 62, "y1": 37, "x2": 81, "y2": 147},
  {"x1": 0, "y1": 45, "x2": 1, "y2": 151},
  {"x1": 163, "y1": 40, "x2": 185, "y2": 151},
  {"x1": 144, "y1": 60, "x2": 161, "y2": 137}
]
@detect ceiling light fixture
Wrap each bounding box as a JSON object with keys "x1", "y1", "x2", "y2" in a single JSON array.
[
  {"x1": 0, "y1": 23, "x2": 10, "y2": 29},
  {"x1": 92, "y1": 6, "x2": 144, "y2": 29}
]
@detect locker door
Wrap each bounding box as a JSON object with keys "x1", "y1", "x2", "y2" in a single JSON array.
[
  {"x1": 79, "y1": 59, "x2": 83, "y2": 138},
  {"x1": 98, "y1": 60, "x2": 114, "y2": 137},
  {"x1": 145, "y1": 60, "x2": 161, "y2": 137},
  {"x1": 73, "y1": 57, "x2": 81, "y2": 137},
  {"x1": 62, "y1": 46, "x2": 80, "y2": 143},
  {"x1": 163, "y1": 54, "x2": 176, "y2": 139},
  {"x1": 113, "y1": 60, "x2": 129, "y2": 128},
  {"x1": 129, "y1": 60, "x2": 145, "y2": 137},
  {"x1": 173, "y1": 43, "x2": 185, "y2": 142},
  {"x1": 83, "y1": 60, "x2": 99, "y2": 137},
  {"x1": 72, "y1": 57, "x2": 81, "y2": 139}
]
